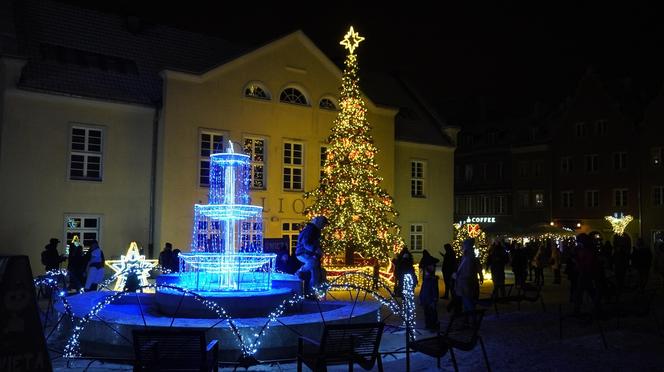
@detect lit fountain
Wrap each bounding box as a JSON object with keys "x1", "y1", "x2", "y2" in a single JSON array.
[{"x1": 55, "y1": 140, "x2": 380, "y2": 362}]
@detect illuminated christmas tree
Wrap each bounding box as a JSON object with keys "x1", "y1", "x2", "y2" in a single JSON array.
[
  {"x1": 452, "y1": 223, "x2": 489, "y2": 264},
  {"x1": 304, "y1": 26, "x2": 404, "y2": 264}
]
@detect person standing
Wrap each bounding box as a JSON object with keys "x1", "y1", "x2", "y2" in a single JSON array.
[
  {"x1": 550, "y1": 242, "x2": 562, "y2": 284},
  {"x1": 67, "y1": 236, "x2": 86, "y2": 291},
  {"x1": 41, "y1": 238, "x2": 66, "y2": 272},
  {"x1": 631, "y1": 238, "x2": 653, "y2": 290},
  {"x1": 84, "y1": 240, "x2": 105, "y2": 291},
  {"x1": 455, "y1": 238, "x2": 483, "y2": 312},
  {"x1": 295, "y1": 216, "x2": 328, "y2": 291},
  {"x1": 440, "y1": 243, "x2": 457, "y2": 299},
  {"x1": 394, "y1": 247, "x2": 416, "y2": 296},
  {"x1": 159, "y1": 242, "x2": 175, "y2": 272},
  {"x1": 487, "y1": 241, "x2": 508, "y2": 298},
  {"x1": 418, "y1": 251, "x2": 440, "y2": 330}
]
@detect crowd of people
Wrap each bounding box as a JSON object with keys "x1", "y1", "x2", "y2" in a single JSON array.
[
  {"x1": 40, "y1": 237, "x2": 106, "y2": 292},
  {"x1": 392, "y1": 232, "x2": 664, "y2": 329}
]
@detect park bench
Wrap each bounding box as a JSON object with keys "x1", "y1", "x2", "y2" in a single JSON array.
[
  {"x1": 409, "y1": 309, "x2": 491, "y2": 371},
  {"x1": 132, "y1": 329, "x2": 219, "y2": 371},
  {"x1": 297, "y1": 322, "x2": 384, "y2": 372}
]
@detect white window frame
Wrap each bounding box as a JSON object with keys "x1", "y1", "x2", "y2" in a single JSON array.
[
  {"x1": 585, "y1": 190, "x2": 599, "y2": 208},
  {"x1": 575, "y1": 121, "x2": 586, "y2": 137},
  {"x1": 519, "y1": 191, "x2": 530, "y2": 209},
  {"x1": 64, "y1": 214, "x2": 102, "y2": 250},
  {"x1": 243, "y1": 81, "x2": 272, "y2": 100},
  {"x1": 464, "y1": 164, "x2": 473, "y2": 182},
  {"x1": 613, "y1": 152, "x2": 627, "y2": 171},
  {"x1": 68, "y1": 124, "x2": 104, "y2": 182},
  {"x1": 496, "y1": 195, "x2": 505, "y2": 214},
  {"x1": 654, "y1": 186, "x2": 664, "y2": 207},
  {"x1": 411, "y1": 160, "x2": 425, "y2": 198},
  {"x1": 279, "y1": 86, "x2": 310, "y2": 106},
  {"x1": 282, "y1": 221, "x2": 303, "y2": 255},
  {"x1": 283, "y1": 140, "x2": 304, "y2": 191},
  {"x1": 240, "y1": 220, "x2": 263, "y2": 252},
  {"x1": 497, "y1": 162, "x2": 504, "y2": 179},
  {"x1": 613, "y1": 188, "x2": 628, "y2": 207},
  {"x1": 319, "y1": 96, "x2": 338, "y2": 111},
  {"x1": 454, "y1": 197, "x2": 461, "y2": 214},
  {"x1": 198, "y1": 130, "x2": 227, "y2": 187},
  {"x1": 409, "y1": 223, "x2": 424, "y2": 251},
  {"x1": 518, "y1": 161, "x2": 529, "y2": 178},
  {"x1": 584, "y1": 154, "x2": 599, "y2": 173},
  {"x1": 561, "y1": 191, "x2": 574, "y2": 208},
  {"x1": 481, "y1": 195, "x2": 489, "y2": 213},
  {"x1": 595, "y1": 119, "x2": 608, "y2": 136},
  {"x1": 243, "y1": 136, "x2": 267, "y2": 190}
]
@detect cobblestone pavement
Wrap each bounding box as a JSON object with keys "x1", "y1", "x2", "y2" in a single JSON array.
[{"x1": 52, "y1": 270, "x2": 664, "y2": 371}]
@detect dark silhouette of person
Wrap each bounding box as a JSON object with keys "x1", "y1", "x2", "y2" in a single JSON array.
[
  {"x1": 511, "y1": 243, "x2": 528, "y2": 287},
  {"x1": 631, "y1": 238, "x2": 653, "y2": 290},
  {"x1": 613, "y1": 236, "x2": 630, "y2": 291},
  {"x1": 41, "y1": 238, "x2": 66, "y2": 272},
  {"x1": 487, "y1": 241, "x2": 509, "y2": 297},
  {"x1": 455, "y1": 238, "x2": 483, "y2": 312},
  {"x1": 440, "y1": 243, "x2": 457, "y2": 299},
  {"x1": 275, "y1": 244, "x2": 291, "y2": 273},
  {"x1": 171, "y1": 249, "x2": 181, "y2": 272},
  {"x1": 159, "y1": 242, "x2": 175, "y2": 272},
  {"x1": 418, "y1": 250, "x2": 440, "y2": 330},
  {"x1": 394, "y1": 246, "x2": 416, "y2": 296},
  {"x1": 66, "y1": 237, "x2": 86, "y2": 291},
  {"x1": 295, "y1": 216, "x2": 328, "y2": 291}
]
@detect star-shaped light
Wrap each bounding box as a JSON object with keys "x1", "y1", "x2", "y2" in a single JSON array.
[
  {"x1": 605, "y1": 214, "x2": 633, "y2": 236},
  {"x1": 106, "y1": 241, "x2": 157, "y2": 291},
  {"x1": 340, "y1": 26, "x2": 364, "y2": 54}
]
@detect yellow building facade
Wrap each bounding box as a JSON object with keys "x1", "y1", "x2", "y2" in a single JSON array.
[{"x1": 0, "y1": 1, "x2": 456, "y2": 272}]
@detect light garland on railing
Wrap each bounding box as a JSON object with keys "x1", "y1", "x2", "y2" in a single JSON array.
[{"x1": 61, "y1": 271, "x2": 417, "y2": 359}]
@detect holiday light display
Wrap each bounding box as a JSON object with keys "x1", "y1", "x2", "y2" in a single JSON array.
[
  {"x1": 179, "y1": 141, "x2": 276, "y2": 291},
  {"x1": 304, "y1": 26, "x2": 404, "y2": 262},
  {"x1": 452, "y1": 223, "x2": 489, "y2": 264},
  {"x1": 105, "y1": 241, "x2": 157, "y2": 291},
  {"x1": 605, "y1": 214, "x2": 633, "y2": 236}
]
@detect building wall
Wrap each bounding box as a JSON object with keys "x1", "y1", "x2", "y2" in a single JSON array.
[
  {"x1": 394, "y1": 141, "x2": 455, "y2": 257},
  {"x1": 156, "y1": 34, "x2": 398, "y2": 251},
  {"x1": 0, "y1": 58, "x2": 154, "y2": 272}
]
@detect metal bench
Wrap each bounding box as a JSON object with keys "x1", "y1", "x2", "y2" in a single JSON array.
[
  {"x1": 297, "y1": 322, "x2": 384, "y2": 372},
  {"x1": 132, "y1": 329, "x2": 219, "y2": 371}
]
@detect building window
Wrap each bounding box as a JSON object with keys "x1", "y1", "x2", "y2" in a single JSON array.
[
  {"x1": 199, "y1": 131, "x2": 225, "y2": 187},
  {"x1": 65, "y1": 215, "x2": 101, "y2": 249},
  {"x1": 69, "y1": 126, "x2": 103, "y2": 181},
  {"x1": 518, "y1": 161, "x2": 529, "y2": 177},
  {"x1": 480, "y1": 163, "x2": 488, "y2": 181},
  {"x1": 410, "y1": 224, "x2": 424, "y2": 251},
  {"x1": 613, "y1": 189, "x2": 628, "y2": 207},
  {"x1": 651, "y1": 147, "x2": 662, "y2": 166},
  {"x1": 487, "y1": 132, "x2": 496, "y2": 144},
  {"x1": 496, "y1": 195, "x2": 505, "y2": 214},
  {"x1": 282, "y1": 221, "x2": 303, "y2": 255},
  {"x1": 465, "y1": 196, "x2": 472, "y2": 214},
  {"x1": 481, "y1": 196, "x2": 489, "y2": 213},
  {"x1": 279, "y1": 87, "x2": 308, "y2": 105},
  {"x1": 243, "y1": 137, "x2": 266, "y2": 189},
  {"x1": 560, "y1": 156, "x2": 572, "y2": 174},
  {"x1": 283, "y1": 141, "x2": 304, "y2": 191},
  {"x1": 243, "y1": 82, "x2": 271, "y2": 100},
  {"x1": 497, "y1": 162, "x2": 504, "y2": 179},
  {"x1": 464, "y1": 164, "x2": 473, "y2": 182},
  {"x1": 240, "y1": 221, "x2": 263, "y2": 252},
  {"x1": 320, "y1": 146, "x2": 328, "y2": 180},
  {"x1": 594, "y1": 119, "x2": 608, "y2": 136},
  {"x1": 653, "y1": 186, "x2": 664, "y2": 207},
  {"x1": 454, "y1": 197, "x2": 461, "y2": 214},
  {"x1": 519, "y1": 191, "x2": 530, "y2": 209},
  {"x1": 561, "y1": 191, "x2": 574, "y2": 208},
  {"x1": 575, "y1": 121, "x2": 587, "y2": 137},
  {"x1": 613, "y1": 152, "x2": 627, "y2": 171},
  {"x1": 534, "y1": 192, "x2": 544, "y2": 208},
  {"x1": 319, "y1": 98, "x2": 337, "y2": 110},
  {"x1": 585, "y1": 190, "x2": 599, "y2": 208},
  {"x1": 411, "y1": 160, "x2": 425, "y2": 197},
  {"x1": 584, "y1": 154, "x2": 599, "y2": 173},
  {"x1": 533, "y1": 161, "x2": 543, "y2": 177}
]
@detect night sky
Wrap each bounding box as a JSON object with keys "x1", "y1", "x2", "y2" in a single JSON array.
[{"x1": 58, "y1": 1, "x2": 664, "y2": 124}]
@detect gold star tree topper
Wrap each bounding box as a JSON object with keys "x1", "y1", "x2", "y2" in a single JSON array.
[
  {"x1": 106, "y1": 241, "x2": 158, "y2": 291},
  {"x1": 340, "y1": 26, "x2": 365, "y2": 54}
]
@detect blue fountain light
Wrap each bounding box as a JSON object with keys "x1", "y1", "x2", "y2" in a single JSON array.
[{"x1": 179, "y1": 141, "x2": 276, "y2": 291}]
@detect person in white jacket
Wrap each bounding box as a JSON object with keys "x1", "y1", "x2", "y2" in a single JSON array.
[
  {"x1": 454, "y1": 238, "x2": 483, "y2": 312},
  {"x1": 84, "y1": 240, "x2": 105, "y2": 291}
]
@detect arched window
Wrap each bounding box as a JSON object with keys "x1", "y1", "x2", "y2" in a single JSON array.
[
  {"x1": 279, "y1": 87, "x2": 308, "y2": 105},
  {"x1": 244, "y1": 82, "x2": 271, "y2": 100},
  {"x1": 319, "y1": 97, "x2": 337, "y2": 110}
]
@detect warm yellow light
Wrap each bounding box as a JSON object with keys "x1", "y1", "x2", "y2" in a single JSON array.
[
  {"x1": 106, "y1": 241, "x2": 158, "y2": 291},
  {"x1": 340, "y1": 26, "x2": 365, "y2": 54},
  {"x1": 576, "y1": 222, "x2": 581, "y2": 228},
  {"x1": 605, "y1": 215, "x2": 634, "y2": 235},
  {"x1": 550, "y1": 221, "x2": 555, "y2": 226}
]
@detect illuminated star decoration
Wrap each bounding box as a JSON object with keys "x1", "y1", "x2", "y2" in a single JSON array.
[
  {"x1": 340, "y1": 26, "x2": 365, "y2": 54},
  {"x1": 605, "y1": 214, "x2": 633, "y2": 236},
  {"x1": 106, "y1": 242, "x2": 157, "y2": 291}
]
